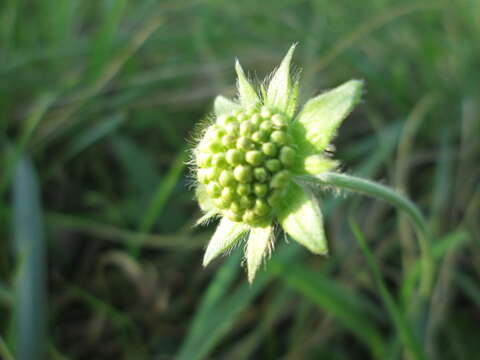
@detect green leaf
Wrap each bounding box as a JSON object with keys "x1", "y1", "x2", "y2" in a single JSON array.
[
  {"x1": 12, "y1": 155, "x2": 47, "y2": 360},
  {"x1": 203, "y1": 218, "x2": 249, "y2": 266},
  {"x1": 277, "y1": 183, "x2": 328, "y2": 255},
  {"x1": 214, "y1": 95, "x2": 240, "y2": 117},
  {"x1": 266, "y1": 43, "x2": 297, "y2": 112},
  {"x1": 246, "y1": 225, "x2": 273, "y2": 283},
  {"x1": 294, "y1": 79, "x2": 364, "y2": 154},
  {"x1": 235, "y1": 60, "x2": 259, "y2": 107}
]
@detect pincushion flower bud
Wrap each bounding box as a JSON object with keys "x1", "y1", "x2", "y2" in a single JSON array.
[{"x1": 192, "y1": 44, "x2": 363, "y2": 282}]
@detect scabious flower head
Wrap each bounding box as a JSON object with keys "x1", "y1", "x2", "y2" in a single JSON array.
[{"x1": 192, "y1": 44, "x2": 363, "y2": 282}]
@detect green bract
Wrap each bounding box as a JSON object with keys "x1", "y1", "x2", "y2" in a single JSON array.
[{"x1": 193, "y1": 44, "x2": 364, "y2": 282}]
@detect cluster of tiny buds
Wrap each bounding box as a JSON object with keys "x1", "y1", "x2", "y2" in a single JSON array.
[{"x1": 196, "y1": 105, "x2": 297, "y2": 225}]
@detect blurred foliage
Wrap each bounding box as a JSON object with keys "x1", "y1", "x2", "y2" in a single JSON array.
[{"x1": 1, "y1": 0, "x2": 479, "y2": 359}]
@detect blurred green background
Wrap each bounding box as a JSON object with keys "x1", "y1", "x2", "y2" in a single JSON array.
[{"x1": 1, "y1": 0, "x2": 479, "y2": 359}]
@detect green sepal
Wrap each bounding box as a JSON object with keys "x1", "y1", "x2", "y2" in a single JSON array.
[
  {"x1": 266, "y1": 43, "x2": 297, "y2": 112},
  {"x1": 235, "y1": 60, "x2": 260, "y2": 107},
  {"x1": 277, "y1": 183, "x2": 328, "y2": 255},
  {"x1": 297, "y1": 154, "x2": 339, "y2": 175},
  {"x1": 195, "y1": 210, "x2": 218, "y2": 226},
  {"x1": 214, "y1": 95, "x2": 241, "y2": 117},
  {"x1": 196, "y1": 184, "x2": 214, "y2": 212},
  {"x1": 203, "y1": 218, "x2": 249, "y2": 266},
  {"x1": 285, "y1": 77, "x2": 300, "y2": 117},
  {"x1": 294, "y1": 79, "x2": 364, "y2": 154},
  {"x1": 246, "y1": 225, "x2": 273, "y2": 283}
]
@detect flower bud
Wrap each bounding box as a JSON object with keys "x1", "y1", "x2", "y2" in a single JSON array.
[
  {"x1": 234, "y1": 165, "x2": 252, "y2": 183},
  {"x1": 253, "y1": 167, "x2": 268, "y2": 182},
  {"x1": 271, "y1": 130, "x2": 288, "y2": 145},
  {"x1": 262, "y1": 142, "x2": 277, "y2": 157},
  {"x1": 195, "y1": 106, "x2": 297, "y2": 225},
  {"x1": 265, "y1": 159, "x2": 282, "y2": 172},
  {"x1": 219, "y1": 170, "x2": 234, "y2": 186},
  {"x1": 237, "y1": 183, "x2": 251, "y2": 195},
  {"x1": 254, "y1": 183, "x2": 268, "y2": 197},
  {"x1": 226, "y1": 149, "x2": 243, "y2": 165},
  {"x1": 279, "y1": 146, "x2": 296, "y2": 166},
  {"x1": 245, "y1": 150, "x2": 263, "y2": 166},
  {"x1": 207, "y1": 182, "x2": 221, "y2": 197}
]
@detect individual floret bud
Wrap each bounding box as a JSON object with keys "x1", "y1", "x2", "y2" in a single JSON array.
[
  {"x1": 230, "y1": 201, "x2": 242, "y2": 213},
  {"x1": 237, "y1": 183, "x2": 251, "y2": 196},
  {"x1": 207, "y1": 167, "x2": 221, "y2": 181},
  {"x1": 237, "y1": 136, "x2": 253, "y2": 150},
  {"x1": 221, "y1": 187, "x2": 235, "y2": 202},
  {"x1": 227, "y1": 210, "x2": 242, "y2": 222},
  {"x1": 234, "y1": 165, "x2": 252, "y2": 183},
  {"x1": 212, "y1": 153, "x2": 227, "y2": 167},
  {"x1": 214, "y1": 197, "x2": 230, "y2": 209},
  {"x1": 271, "y1": 114, "x2": 287, "y2": 127},
  {"x1": 265, "y1": 159, "x2": 282, "y2": 172},
  {"x1": 267, "y1": 189, "x2": 283, "y2": 207},
  {"x1": 252, "y1": 130, "x2": 269, "y2": 143},
  {"x1": 242, "y1": 210, "x2": 257, "y2": 224},
  {"x1": 279, "y1": 146, "x2": 296, "y2": 166},
  {"x1": 250, "y1": 114, "x2": 262, "y2": 126},
  {"x1": 254, "y1": 199, "x2": 271, "y2": 216},
  {"x1": 253, "y1": 183, "x2": 268, "y2": 197},
  {"x1": 239, "y1": 195, "x2": 254, "y2": 209},
  {"x1": 226, "y1": 149, "x2": 244, "y2": 166},
  {"x1": 196, "y1": 152, "x2": 212, "y2": 167},
  {"x1": 207, "y1": 182, "x2": 221, "y2": 197},
  {"x1": 222, "y1": 135, "x2": 236, "y2": 147},
  {"x1": 197, "y1": 168, "x2": 209, "y2": 184},
  {"x1": 260, "y1": 120, "x2": 273, "y2": 132},
  {"x1": 208, "y1": 140, "x2": 222, "y2": 153},
  {"x1": 206, "y1": 126, "x2": 224, "y2": 140},
  {"x1": 262, "y1": 142, "x2": 278, "y2": 157},
  {"x1": 225, "y1": 122, "x2": 239, "y2": 135},
  {"x1": 245, "y1": 150, "x2": 264, "y2": 166},
  {"x1": 270, "y1": 170, "x2": 291, "y2": 188},
  {"x1": 253, "y1": 167, "x2": 269, "y2": 182},
  {"x1": 240, "y1": 121, "x2": 255, "y2": 136},
  {"x1": 271, "y1": 130, "x2": 288, "y2": 145},
  {"x1": 237, "y1": 113, "x2": 247, "y2": 122},
  {"x1": 219, "y1": 170, "x2": 234, "y2": 186},
  {"x1": 260, "y1": 107, "x2": 271, "y2": 118}
]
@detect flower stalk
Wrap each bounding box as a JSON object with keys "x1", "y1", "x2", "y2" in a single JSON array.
[{"x1": 300, "y1": 172, "x2": 434, "y2": 296}]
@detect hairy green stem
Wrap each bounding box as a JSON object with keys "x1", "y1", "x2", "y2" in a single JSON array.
[{"x1": 299, "y1": 172, "x2": 434, "y2": 298}]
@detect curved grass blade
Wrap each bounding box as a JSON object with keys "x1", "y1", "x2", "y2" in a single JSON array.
[{"x1": 349, "y1": 218, "x2": 427, "y2": 360}]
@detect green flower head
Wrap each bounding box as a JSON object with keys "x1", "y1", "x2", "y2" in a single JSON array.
[{"x1": 193, "y1": 44, "x2": 363, "y2": 282}]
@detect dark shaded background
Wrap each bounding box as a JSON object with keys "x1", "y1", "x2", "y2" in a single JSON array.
[{"x1": 1, "y1": 0, "x2": 479, "y2": 359}]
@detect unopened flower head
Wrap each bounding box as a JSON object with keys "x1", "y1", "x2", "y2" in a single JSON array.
[
  {"x1": 193, "y1": 44, "x2": 363, "y2": 282},
  {"x1": 196, "y1": 105, "x2": 295, "y2": 226}
]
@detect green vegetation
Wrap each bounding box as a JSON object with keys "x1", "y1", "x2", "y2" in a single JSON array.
[{"x1": 1, "y1": 0, "x2": 479, "y2": 359}]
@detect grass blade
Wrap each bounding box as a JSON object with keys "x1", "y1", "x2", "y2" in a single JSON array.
[
  {"x1": 269, "y1": 257, "x2": 386, "y2": 359},
  {"x1": 349, "y1": 218, "x2": 427, "y2": 360},
  {"x1": 12, "y1": 155, "x2": 48, "y2": 360}
]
